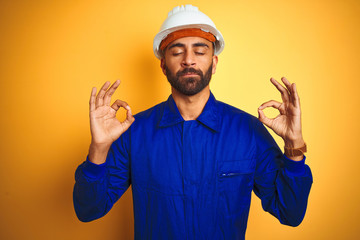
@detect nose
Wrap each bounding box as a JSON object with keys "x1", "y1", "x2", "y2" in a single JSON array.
[{"x1": 181, "y1": 51, "x2": 196, "y2": 68}]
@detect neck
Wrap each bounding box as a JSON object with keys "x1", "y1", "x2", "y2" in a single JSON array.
[{"x1": 171, "y1": 86, "x2": 210, "y2": 121}]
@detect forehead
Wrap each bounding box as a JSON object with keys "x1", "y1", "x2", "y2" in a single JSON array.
[{"x1": 167, "y1": 36, "x2": 213, "y2": 48}]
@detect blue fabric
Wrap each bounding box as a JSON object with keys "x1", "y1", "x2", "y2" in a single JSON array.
[{"x1": 73, "y1": 93, "x2": 313, "y2": 240}]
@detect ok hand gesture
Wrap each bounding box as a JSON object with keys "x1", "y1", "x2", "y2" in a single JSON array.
[
  {"x1": 89, "y1": 80, "x2": 135, "y2": 164},
  {"x1": 258, "y1": 77, "x2": 305, "y2": 160}
]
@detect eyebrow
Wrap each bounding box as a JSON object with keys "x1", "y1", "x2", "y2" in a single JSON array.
[
  {"x1": 168, "y1": 43, "x2": 185, "y2": 50},
  {"x1": 168, "y1": 42, "x2": 210, "y2": 50},
  {"x1": 193, "y1": 42, "x2": 210, "y2": 48}
]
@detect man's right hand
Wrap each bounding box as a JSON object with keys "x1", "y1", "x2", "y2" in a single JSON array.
[{"x1": 88, "y1": 80, "x2": 135, "y2": 164}]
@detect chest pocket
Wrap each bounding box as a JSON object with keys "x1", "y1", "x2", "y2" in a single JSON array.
[{"x1": 217, "y1": 159, "x2": 255, "y2": 215}]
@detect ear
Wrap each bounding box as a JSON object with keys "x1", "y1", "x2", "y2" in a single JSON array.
[
  {"x1": 160, "y1": 58, "x2": 167, "y2": 75},
  {"x1": 211, "y1": 55, "x2": 218, "y2": 74}
]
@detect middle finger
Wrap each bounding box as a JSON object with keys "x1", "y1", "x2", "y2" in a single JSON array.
[{"x1": 104, "y1": 80, "x2": 121, "y2": 106}]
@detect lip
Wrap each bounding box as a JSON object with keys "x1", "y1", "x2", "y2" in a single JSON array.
[{"x1": 182, "y1": 73, "x2": 199, "y2": 77}]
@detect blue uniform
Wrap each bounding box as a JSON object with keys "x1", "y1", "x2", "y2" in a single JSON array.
[{"x1": 74, "y1": 93, "x2": 313, "y2": 240}]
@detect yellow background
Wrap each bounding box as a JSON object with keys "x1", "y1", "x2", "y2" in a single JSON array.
[{"x1": 1, "y1": 0, "x2": 359, "y2": 239}]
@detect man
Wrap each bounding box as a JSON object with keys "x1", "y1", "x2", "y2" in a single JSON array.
[{"x1": 73, "y1": 5, "x2": 312, "y2": 240}]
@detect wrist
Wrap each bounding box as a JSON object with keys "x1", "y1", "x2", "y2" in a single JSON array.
[
  {"x1": 284, "y1": 137, "x2": 305, "y2": 149},
  {"x1": 285, "y1": 154, "x2": 304, "y2": 161},
  {"x1": 90, "y1": 141, "x2": 111, "y2": 151},
  {"x1": 88, "y1": 142, "x2": 111, "y2": 165}
]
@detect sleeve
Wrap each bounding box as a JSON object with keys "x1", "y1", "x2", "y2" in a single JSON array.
[
  {"x1": 73, "y1": 129, "x2": 131, "y2": 222},
  {"x1": 252, "y1": 120, "x2": 313, "y2": 227}
]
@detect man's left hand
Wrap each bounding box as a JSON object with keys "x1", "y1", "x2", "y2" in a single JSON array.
[{"x1": 258, "y1": 77, "x2": 305, "y2": 161}]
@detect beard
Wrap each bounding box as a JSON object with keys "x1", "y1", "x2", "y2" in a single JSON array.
[{"x1": 165, "y1": 62, "x2": 213, "y2": 96}]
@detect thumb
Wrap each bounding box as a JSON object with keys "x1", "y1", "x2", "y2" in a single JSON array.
[
  {"x1": 122, "y1": 106, "x2": 135, "y2": 129},
  {"x1": 258, "y1": 108, "x2": 272, "y2": 128}
]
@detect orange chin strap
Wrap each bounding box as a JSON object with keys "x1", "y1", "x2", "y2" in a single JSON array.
[{"x1": 160, "y1": 28, "x2": 216, "y2": 51}]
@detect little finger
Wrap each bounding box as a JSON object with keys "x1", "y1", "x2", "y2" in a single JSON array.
[
  {"x1": 89, "y1": 87, "x2": 97, "y2": 112},
  {"x1": 292, "y1": 83, "x2": 301, "y2": 108}
]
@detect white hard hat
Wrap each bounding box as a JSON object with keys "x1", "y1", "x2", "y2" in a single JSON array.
[{"x1": 153, "y1": 5, "x2": 225, "y2": 59}]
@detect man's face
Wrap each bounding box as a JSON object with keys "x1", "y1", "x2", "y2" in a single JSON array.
[{"x1": 161, "y1": 37, "x2": 218, "y2": 96}]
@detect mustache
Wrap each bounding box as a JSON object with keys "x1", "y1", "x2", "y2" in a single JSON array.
[{"x1": 176, "y1": 68, "x2": 203, "y2": 77}]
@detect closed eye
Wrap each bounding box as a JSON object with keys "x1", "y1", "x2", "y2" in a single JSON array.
[{"x1": 172, "y1": 52, "x2": 183, "y2": 56}]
